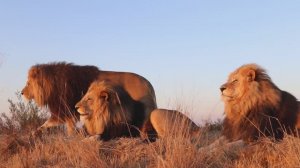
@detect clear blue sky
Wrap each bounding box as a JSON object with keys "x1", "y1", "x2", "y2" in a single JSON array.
[{"x1": 1, "y1": 1, "x2": 300, "y2": 124}]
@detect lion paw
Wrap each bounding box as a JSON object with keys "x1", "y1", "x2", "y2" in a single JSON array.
[{"x1": 82, "y1": 135, "x2": 101, "y2": 142}]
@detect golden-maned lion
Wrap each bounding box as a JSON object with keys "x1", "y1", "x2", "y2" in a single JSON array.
[
  {"x1": 150, "y1": 109, "x2": 200, "y2": 138},
  {"x1": 220, "y1": 63, "x2": 299, "y2": 143},
  {"x1": 75, "y1": 80, "x2": 155, "y2": 140},
  {"x1": 22, "y1": 62, "x2": 157, "y2": 136}
]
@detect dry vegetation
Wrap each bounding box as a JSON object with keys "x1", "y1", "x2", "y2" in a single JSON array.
[{"x1": 1, "y1": 94, "x2": 300, "y2": 168}]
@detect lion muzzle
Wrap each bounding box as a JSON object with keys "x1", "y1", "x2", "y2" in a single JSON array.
[
  {"x1": 75, "y1": 104, "x2": 86, "y2": 115},
  {"x1": 220, "y1": 84, "x2": 227, "y2": 92}
]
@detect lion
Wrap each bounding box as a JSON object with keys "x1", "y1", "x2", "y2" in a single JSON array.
[
  {"x1": 199, "y1": 64, "x2": 300, "y2": 153},
  {"x1": 22, "y1": 62, "x2": 99, "y2": 136},
  {"x1": 150, "y1": 109, "x2": 200, "y2": 138},
  {"x1": 220, "y1": 63, "x2": 299, "y2": 143},
  {"x1": 22, "y1": 62, "x2": 157, "y2": 137},
  {"x1": 75, "y1": 80, "x2": 155, "y2": 140}
]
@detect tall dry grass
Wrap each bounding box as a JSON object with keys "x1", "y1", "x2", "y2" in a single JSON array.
[{"x1": 1, "y1": 94, "x2": 300, "y2": 168}]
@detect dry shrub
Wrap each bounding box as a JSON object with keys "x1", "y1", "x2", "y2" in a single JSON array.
[{"x1": 0, "y1": 92, "x2": 48, "y2": 134}]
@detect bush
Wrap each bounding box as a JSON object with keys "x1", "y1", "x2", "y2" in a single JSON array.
[{"x1": 0, "y1": 92, "x2": 48, "y2": 134}]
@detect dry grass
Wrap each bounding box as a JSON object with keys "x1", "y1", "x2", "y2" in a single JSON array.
[
  {"x1": 2, "y1": 123, "x2": 300, "y2": 168},
  {"x1": 0, "y1": 124, "x2": 217, "y2": 168},
  {"x1": 1, "y1": 94, "x2": 300, "y2": 168}
]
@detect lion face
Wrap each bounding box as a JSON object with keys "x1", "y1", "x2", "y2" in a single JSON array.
[
  {"x1": 21, "y1": 80, "x2": 35, "y2": 100},
  {"x1": 220, "y1": 65, "x2": 256, "y2": 102},
  {"x1": 75, "y1": 81, "x2": 114, "y2": 122},
  {"x1": 21, "y1": 67, "x2": 52, "y2": 106},
  {"x1": 75, "y1": 81, "x2": 132, "y2": 136},
  {"x1": 21, "y1": 68, "x2": 43, "y2": 104}
]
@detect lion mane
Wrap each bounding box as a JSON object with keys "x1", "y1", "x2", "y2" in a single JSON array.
[
  {"x1": 220, "y1": 64, "x2": 299, "y2": 142},
  {"x1": 22, "y1": 62, "x2": 99, "y2": 135},
  {"x1": 75, "y1": 81, "x2": 152, "y2": 140}
]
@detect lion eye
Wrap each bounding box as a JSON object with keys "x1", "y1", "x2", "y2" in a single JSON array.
[
  {"x1": 231, "y1": 79, "x2": 238, "y2": 84},
  {"x1": 87, "y1": 98, "x2": 92, "y2": 101}
]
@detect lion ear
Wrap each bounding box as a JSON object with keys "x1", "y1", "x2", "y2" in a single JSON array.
[
  {"x1": 247, "y1": 69, "x2": 256, "y2": 82},
  {"x1": 30, "y1": 68, "x2": 40, "y2": 78},
  {"x1": 100, "y1": 91, "x2": 109, "y2": 102}
]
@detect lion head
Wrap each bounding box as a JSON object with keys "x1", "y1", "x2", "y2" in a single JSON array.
[
  {"x1": 220, "y1": 64, "x2": 298, "y2": 142},
  {"x1": 75, "y1": 80, "x2": 137, "y2": 140},
  {"x1": 220, "y1": 64, "x2": 281, "y2": 120},
  {"x1": 22, "y1": 66, "x2": 54, "y2": 106}
]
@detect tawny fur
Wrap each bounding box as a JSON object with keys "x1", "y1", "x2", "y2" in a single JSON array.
[
  {"x1": 220, "y1": 64, "x2": 299, "y2": 142},
  {"x1": 150, "y1": 109, "x2": 200, "y2": 138}
]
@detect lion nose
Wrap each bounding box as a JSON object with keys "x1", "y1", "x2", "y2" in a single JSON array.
[
  {"x1": 75, "y1": 104, "x2": 80, "y2": 111},
  {"x1": 220, "y1": 85, "x2": 226, "y2": 92}
]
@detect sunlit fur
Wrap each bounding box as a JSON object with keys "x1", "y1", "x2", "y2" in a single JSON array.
[
  {"x1": 76, "y1": 81, "x2": 153, "y2": 141},
  {"x1": 150, "y1": 109, "x2": 200, "y2": 138},
  {"x1": 221, "y1": 64, "x2": 299, "y2": 142}
]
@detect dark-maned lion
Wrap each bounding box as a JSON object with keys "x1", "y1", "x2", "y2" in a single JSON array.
[
  {"x1": 22, "y1": 62, "x2": 157, "y2": 136},
  {"x1": 22, "y1": 62, "x2": 99, "y2": 135},
  {"x1": 150, "y1": 109, "x2": 200, "y2": 138},
  {"x1": 220, "y1": 64, "x2": 299, "y2": 143},
  {"x1": 75, "y1": 81, "x2": 155, "y2": 140}
]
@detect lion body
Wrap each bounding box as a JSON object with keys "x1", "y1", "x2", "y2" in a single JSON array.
[
  {"x1": 220, "y1": 64, "x2": 299, "y2": 142},
  {"x1": 76, "y1": 80, "x2": 156, "y2": 140},
  {"x1": 22, "y1": 62, "x2": 156, "y2": 136},
  {"x1": 150, "y1": 109, "x2": 200, "y2": 138}
]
